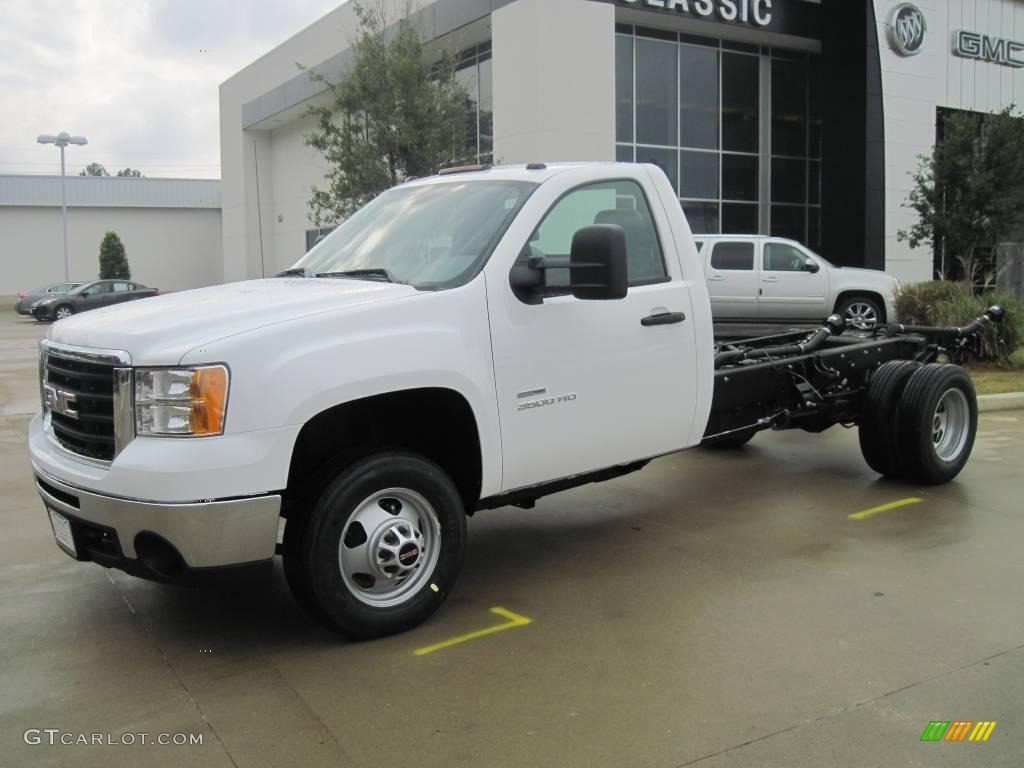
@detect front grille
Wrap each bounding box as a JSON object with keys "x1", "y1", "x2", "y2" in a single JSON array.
[{"x1": 45, "y1": 353, "x2": 116, "y2": 461}]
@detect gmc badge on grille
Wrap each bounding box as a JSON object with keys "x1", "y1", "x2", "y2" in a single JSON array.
[{"x1": 43, "y1": 384, "x2": 78, "y2": 419}]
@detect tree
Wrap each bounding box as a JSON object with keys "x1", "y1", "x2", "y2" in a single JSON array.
[
  {"x1": 80, "y1": 162, "x2": 109, "y2": 177},
  {"x1": 98, "y1": 230, "x2": 131, "y2": 280},
  {"x1": 116, "y1": 168, "x2": 143, "y2": 177},
  {"x1": 900, "y1": 106, "x2": 1024, "y2": 281},
  {"x1": 302, "y1": 0, "x2": 475, "y2": 225}
]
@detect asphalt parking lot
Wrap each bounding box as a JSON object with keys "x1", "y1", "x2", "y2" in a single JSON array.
[{"x1": 2, "y1": 309, "x2": 1022, "y2": 767}]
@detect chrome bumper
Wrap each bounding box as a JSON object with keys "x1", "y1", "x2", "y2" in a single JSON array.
[{"x1": 35, "y1": 468, "x2": 280, "y2": 575}]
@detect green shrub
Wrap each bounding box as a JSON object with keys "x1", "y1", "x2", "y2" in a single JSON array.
[{"x1": 895, "y1": 280, "x2": 1023, "y2": 365}]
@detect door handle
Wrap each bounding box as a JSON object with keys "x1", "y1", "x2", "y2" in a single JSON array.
[
  {"x1": 708, "y1": 275, "x2": 725, "y2": 282},
  {"x1": 762, "y1": 276, "x2": 779, "y2": 283},
  {"x1": 641, "y1": 311, "x2": 686, "y2": 327}
]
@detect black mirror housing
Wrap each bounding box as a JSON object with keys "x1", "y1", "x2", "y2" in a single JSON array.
[
  {"x1": 570, "y1": 224, "x2": 628, "y2": 300},
  {"x1": 804, "y1": 261, "x2": 821, "y2": 274}
]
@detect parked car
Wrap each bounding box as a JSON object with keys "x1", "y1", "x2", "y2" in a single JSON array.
[
  {"x1": 27, "y1": 162, "x2": 1000, "y2": 641},
  {"x1": 694, "y1": 235, "x2": 900, "y2": 329},
  {"x1": 32, "y1": 279, "x2": 158, "y2": 322},
  {"x1": 15, "y1": 282, "x2": 85, "y2": 315}
]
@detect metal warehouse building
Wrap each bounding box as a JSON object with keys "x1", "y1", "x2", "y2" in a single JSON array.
[
  {"x1": 0, "y1": 175, "x2": 223, "y2": 300},
  {"x1": 220, "y1": 0, "x2": 1024, "y2": 284}
]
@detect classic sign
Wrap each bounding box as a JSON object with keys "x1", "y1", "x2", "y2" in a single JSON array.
[
  {"x1": 616, "y1": 0, "x2": 773, "y2": 27},
  {"x1": 953, "y1": 30, "x2": 1024, "y2": 68}
]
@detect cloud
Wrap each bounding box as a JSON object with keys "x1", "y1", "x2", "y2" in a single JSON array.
[{"x1": 0, "y1": 0, "x2": 342, "y2": 179}]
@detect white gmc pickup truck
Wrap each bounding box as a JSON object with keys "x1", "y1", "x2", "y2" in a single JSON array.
[{"x1": 29, "y1": 163, "x2": 1003, "y2": 638}]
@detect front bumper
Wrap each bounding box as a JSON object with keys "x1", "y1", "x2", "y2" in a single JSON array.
[{"x1": 34, "y1": 468, "x2": 280, "y2": 584}]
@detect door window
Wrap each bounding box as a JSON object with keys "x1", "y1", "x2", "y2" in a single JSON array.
[
  {"x1": 525, "y1": 180, "x2": 667, "y2": 289},
  {"x1": 112, "y1": 282, "x2": 132, "y2": 292},
  {"x1": 710, "y1": 242, "x2": 754, "y2": 271},
  {"x1": 87, "y1": 283, "x2": 114, "y2": 295},
  {"x1": 764, "y1": 243, "x2": 813, "y2": 272}
]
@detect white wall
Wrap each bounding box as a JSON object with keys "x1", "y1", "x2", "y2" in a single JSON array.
[
  {"x1": 874, "y1": 0, "x2": 1024, "y2": 282},
  {"x1": 1, "y1": 207, "x2": 222, "y2": 297},
  {"x1": 493, "y1": 0, "x2": 616, "y2": 163}
]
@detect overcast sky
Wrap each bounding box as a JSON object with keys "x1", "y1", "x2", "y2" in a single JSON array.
[{"x1": 0, "y1": 0, "x2": 342, "y2": 179}]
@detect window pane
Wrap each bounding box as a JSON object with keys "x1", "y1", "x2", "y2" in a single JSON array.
[
  {"x1": 710, "y1": 242, "x2": 754, "y2": 270},
  {"x1": 682, "y1": 201, "x2": 719, "y2": 234},
  {"x1": 616, "y1": 144, "x2": 634, "y2": 163},
  {"x1": 636, "y1": 146, "x2": 678, "y2": 193},
  {"x1": 771, "y1": 157, "x2": 806, "y2": 204},
  {"x1": 808, "y1": 59, "x2": 822, "y2": 158},
  {"x1": 771, "y1": 205, "x2": 806, "y2": 243},
  {"x1": 722, "y1": 154, "x2": 758, "y2": 201},
  {"x1": 616, "y1": 36, "x2": 634, "y2": 143},
  {"x1": 680, "y1": 151, "x2": 718, "y2": 199},
  {"x1": 771, "y1": 58, "x2": 807, "y2": 157},
  {"x1": 531, "y1": 180, "x2": 667, "y2": 285},
  {"x1": 680, "y1": 45, "x2": 718, "y2": 149},
  {"x1": 479, "y1": 57, "x2": 493, "y2": 155},
  {"x1": 722, "y1": 53, "x2": 758, "y2": 153},
  {"x1": 808, "y1": 160, "x2": 820, "y2": 205},
  {"x1": 455, "y1": 63, "x2": 479, "y2": 157},
  {"x1": 721, "y1": 203, "x2": 758, "y2": 233},
  {"x1": 764, "y1": 243, "x2": 811, "y2": 271},
  {"x1": 808, "y1": 208, "x2": 821, "y2": 252},
  {"x1": 636, "y1": 39, "x2": 677, "y2": 146}
]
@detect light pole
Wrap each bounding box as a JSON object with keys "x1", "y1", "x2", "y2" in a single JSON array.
[{"x1": 37, "y1": 132, "x2": 88, "y2": 282}]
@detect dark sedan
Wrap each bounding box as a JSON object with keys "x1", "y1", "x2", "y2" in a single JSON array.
[
  {"x1": 32, "y1": 279, "x2": 159, "y2": 321},
  {"x1": 15, "y1": 282, "x2": 85, "y2": 315}
]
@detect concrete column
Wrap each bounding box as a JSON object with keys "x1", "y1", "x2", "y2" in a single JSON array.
[{"x1": 492, "y1": 0, "x2": 616, "y2": 164}]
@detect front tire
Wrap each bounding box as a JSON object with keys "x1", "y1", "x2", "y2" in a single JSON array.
[
  {"x1": 896, "y1": 364, "x2": 977, "y2": 485},
  {"x1": 54, "y1": 304, "x2": 74, "y2": 321},
  {"x1": 285, "y1": 452, "x2": 466, "y2": 639},
  {"x1": 837, "y1": 296, "x2": 882, "y2": 330}
]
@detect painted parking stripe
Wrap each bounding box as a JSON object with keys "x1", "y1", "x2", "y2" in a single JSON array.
[
  {"x1": 848, "y1": 497, "x2": 924, "y2": 520},
  {"x1": 413, "y1": 607, "x2": 532, "y2": 656}
]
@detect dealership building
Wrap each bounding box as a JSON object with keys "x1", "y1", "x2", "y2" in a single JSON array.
[{"x1": 220, "y1": 0, "x2": 1024, "y2": 284}]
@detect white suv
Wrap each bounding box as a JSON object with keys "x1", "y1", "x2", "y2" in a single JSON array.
[{"x1": 694, "y1": 235, "x2": 900, "y2": 329}]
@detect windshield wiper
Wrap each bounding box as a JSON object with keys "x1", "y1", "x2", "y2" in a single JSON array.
[
  {"x1": 276, "y1": 267, "x2": 313, "y2": 277},
  {"x1": 317, "y1": 269, "x2": 401, "y2": 284}
]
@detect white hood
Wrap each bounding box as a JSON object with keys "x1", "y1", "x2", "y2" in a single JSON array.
[{"x1": 47, "y1": 278, "x2": 418, "y2": 364}]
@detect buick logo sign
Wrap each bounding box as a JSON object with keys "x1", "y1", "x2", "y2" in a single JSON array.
[{"x1": 888, "y1": 3, "x2": 927, "y2": 56}]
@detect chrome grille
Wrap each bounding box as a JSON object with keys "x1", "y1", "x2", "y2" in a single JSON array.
[{"x1": 44, "y1": 352, "x2": 117, "y2": 461}]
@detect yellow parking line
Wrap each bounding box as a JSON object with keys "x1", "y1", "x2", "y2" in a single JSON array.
[
  {"x1": 848, "y1": 497, "x2": 924, "y2": 520},
  {"x1": 413, "y1": 607, "x2": 532, "y2": 656}
]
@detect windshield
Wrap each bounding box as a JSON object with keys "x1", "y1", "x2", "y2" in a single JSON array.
[{"x1": 292, "y1": 179, "x2": 537, "y2": 289}]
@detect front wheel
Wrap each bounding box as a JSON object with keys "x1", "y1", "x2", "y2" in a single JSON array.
[
  {"x1": 285, "y1": 452, "x2": 466, "y2": 639},
  {"x1": 896, "y1": 364, "x2": 977, "y2": 485},
  {"x1": 54, "y1": 304, "x2": 74, "y2": 321},
  {"x1": 837, "y1": 296, "x2": 882, "y2": 330}
]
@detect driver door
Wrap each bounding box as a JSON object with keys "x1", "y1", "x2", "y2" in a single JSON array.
[{"x1": 486, "y1": 175, "x2": 700, "y2": 492}]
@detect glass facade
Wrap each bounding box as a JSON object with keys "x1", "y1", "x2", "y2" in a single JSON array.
[
  {"x1": 615, "y1": 26, "x2": 822, "y2": 250},
  {"x1": 455, "y1": 43, "x2": 493, "y2": 165}
]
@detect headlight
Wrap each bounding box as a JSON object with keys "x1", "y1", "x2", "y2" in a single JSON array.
[{"x1": 134, "y1": 365, "x2": 229, "y2": 436}]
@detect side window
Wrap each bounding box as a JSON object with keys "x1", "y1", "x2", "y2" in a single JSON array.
[
  {"x1": 764, "y1": 243, "x2": 812, "y2": 272},
  {"x1": 89, "y1": 283, "x2": 113, "y2": 294},
  {"x1": 710, "y1": 242, "x2": 754, "y2": 271},
  {"x1": 113, "y1": 282, "x2": 132, "y2": 292},
  {"x1": 524, "y1": 179, "x2": 667, "y2": 289}
]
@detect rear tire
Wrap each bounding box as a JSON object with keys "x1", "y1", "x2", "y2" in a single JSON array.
[
  {"x1": 859, "y1": 361, "x2": 921, "y2": 478},
  {"x1": 896, "y1": 364, "x2": 977, "y2": 485},
  {"x1": 286, "y1": 452, "x2": 466, "y2": 639}
]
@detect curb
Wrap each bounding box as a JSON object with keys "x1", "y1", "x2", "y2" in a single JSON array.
[{"x1": 978, "y1": 392, "x2": 1024, "y2": 413}]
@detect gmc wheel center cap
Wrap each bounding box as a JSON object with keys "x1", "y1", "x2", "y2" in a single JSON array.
[{"x1": 398, "y1": 543, "x2": 419, "y2": 566}]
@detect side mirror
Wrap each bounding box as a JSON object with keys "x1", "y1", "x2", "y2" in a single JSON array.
[
  {"x1": 569, "y1": 224, "x2": 628, "y2": 301},
  {"x1": 803, "y1": 261, "x2": 820, "y2": 274}
]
